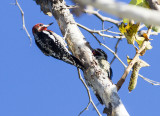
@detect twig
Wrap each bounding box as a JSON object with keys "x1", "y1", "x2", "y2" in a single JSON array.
[
  {"x1": 139, "y1": 74, "x2": 160, "y2": 85},
  {"x1": 101, "y1": 43, "x2": 127, "y2": 68},
  {"x1": 110, "y1": 39, "x2": 121, "y2": 65},
  {"x1": 15, "y1": 0, "x2": 32, "y2": 46},
  {"x1": 147, "y1": 25, "x2": 153, "y2": 37},
  {"x1": 101, "y1": 26, "x2": 122, "y2": 35},
  {"x1": 77, "y1": 23, "x2": 125, "y2": 39},
  {"x1": 102, "y1": 21, "x2": 105, "y2": 43},
  {"x1": 105, "y1": 30, "x2": 122, "y2": 35},
  {"x1": 77, "y1": 68, "x2": 101, "y2": 116},
  {"x1": 139, "y1": 30, "x2": 159, "y2": 36},
  {"x1": 139, "y1": 24, "x2": 145, "y2": 30},
  {"x1": 116, "y1": 41, "x2": 148, "y2": 91},
  {"x1": 150, "y1": 31, "x2": 159, "y2": 35},
  {"x1": 91, "y1": 33, "x2": 126, "y2": 68},
  {"x1": 101, "y1": 26, "x2": 113, "y2": 31},
  {"x1": 84, "y1": 9, "x2": 120, "y2": 26}
]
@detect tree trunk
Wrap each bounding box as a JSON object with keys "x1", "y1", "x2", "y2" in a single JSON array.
[{"x1": 34, "y1": 0, "x2": 129, "y2": 115}]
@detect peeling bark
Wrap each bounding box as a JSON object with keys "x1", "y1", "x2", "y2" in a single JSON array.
[{"x1": 34, "y1": 0, "x2": 129, "y2": 115}]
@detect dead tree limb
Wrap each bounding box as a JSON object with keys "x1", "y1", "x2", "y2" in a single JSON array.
[{"x1": 14, "y1": 0, "x2": 32, "y2": 45}]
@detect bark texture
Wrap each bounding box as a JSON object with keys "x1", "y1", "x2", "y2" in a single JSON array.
[{"x1": 34, "y1": 0, "x2": 129, "y2": 115}]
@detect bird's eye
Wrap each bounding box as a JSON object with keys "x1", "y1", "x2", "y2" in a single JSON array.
[{"x1": 39, "y1": 24, "x2": 43, "y2": 26}]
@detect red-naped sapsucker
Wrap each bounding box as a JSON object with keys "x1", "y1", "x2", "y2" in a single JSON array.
[{"x1": 32, "y1": 23, "x2": 84, "y2": 69}]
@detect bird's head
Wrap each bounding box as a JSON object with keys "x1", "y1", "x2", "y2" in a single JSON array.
[
  {"x1": 92, "y1": 48, "x2": 108, "y2": 60},
  {"x1": 32, "y1": 22, "x2": 53, "y2": 34}
]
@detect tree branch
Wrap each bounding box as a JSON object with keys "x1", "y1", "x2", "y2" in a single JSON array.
[
  {"x1": 77, "y1": 0, "x2": 160, "y2": 26},
  {"x1": 77, "y1": 68, "x2": 101, "y2": 116},
  {"x1": 146, "y1": 0, "x2": 160, "y2": 11},
  {"x1": 84, "y1": 9, "x2": 120, "y2": 26},
  {"x1": 139, "y1": 74, "x2": 160, "y2": 85},
  {"x1": 14, "y1": 0, "x2": 32, "y2": 45},
  {"x1": 77, "y1": 23, "x2": 124, "y2": 39},
  {"x1": 110, "y1": 39, "x2": 121, "y2": 65}
]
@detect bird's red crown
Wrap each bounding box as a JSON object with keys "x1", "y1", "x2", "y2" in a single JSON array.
[{"x1": 32, "y1": 23, "x2": 53, "y2": 34}]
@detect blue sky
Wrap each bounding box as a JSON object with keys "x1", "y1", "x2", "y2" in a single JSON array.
[{"x1": 0, "y1": 0, "x2": 160, "y2": 116}]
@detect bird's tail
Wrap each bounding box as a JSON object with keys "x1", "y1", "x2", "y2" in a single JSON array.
[{"x1": 70, "y1": 55, "x2": 85, "y2": 69}]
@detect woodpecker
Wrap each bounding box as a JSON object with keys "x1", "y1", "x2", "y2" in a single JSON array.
[
  {"x1": 92, "y1": 48, "x2": 112, "y2": 80},
  {"x1": 92, "y1": 48, "x2": 113, "y2": 105},
  {"x1": 32, "y1": 23, "x2": 84, "y2": 69}
]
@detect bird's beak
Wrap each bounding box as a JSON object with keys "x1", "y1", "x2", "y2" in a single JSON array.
[{"x1": 44, "y1": 22, "x2": 53, "y2": 27}]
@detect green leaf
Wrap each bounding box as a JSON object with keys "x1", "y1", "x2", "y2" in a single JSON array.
[
  {"x1": 152, "y1": 26, "x2": 160, "y2": 32},
  {"x1": 123, "y1": 18, "x2": 129, "y2": 24},
  {"x1": 123, "y1": 0, "x2": 150, "y2": 23},
  {"x1": 119, "y1": 23, "x2": 140, "y2": 44},
  {"x1": 135, "y1": 36, "x2": 145, "y2": 48},
  {"x1": 130, "y1": 0, "x2": 142, "y2": 5},
  {"x1": 130, "y1": 0, "x2": 150, "y2": 8}
]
